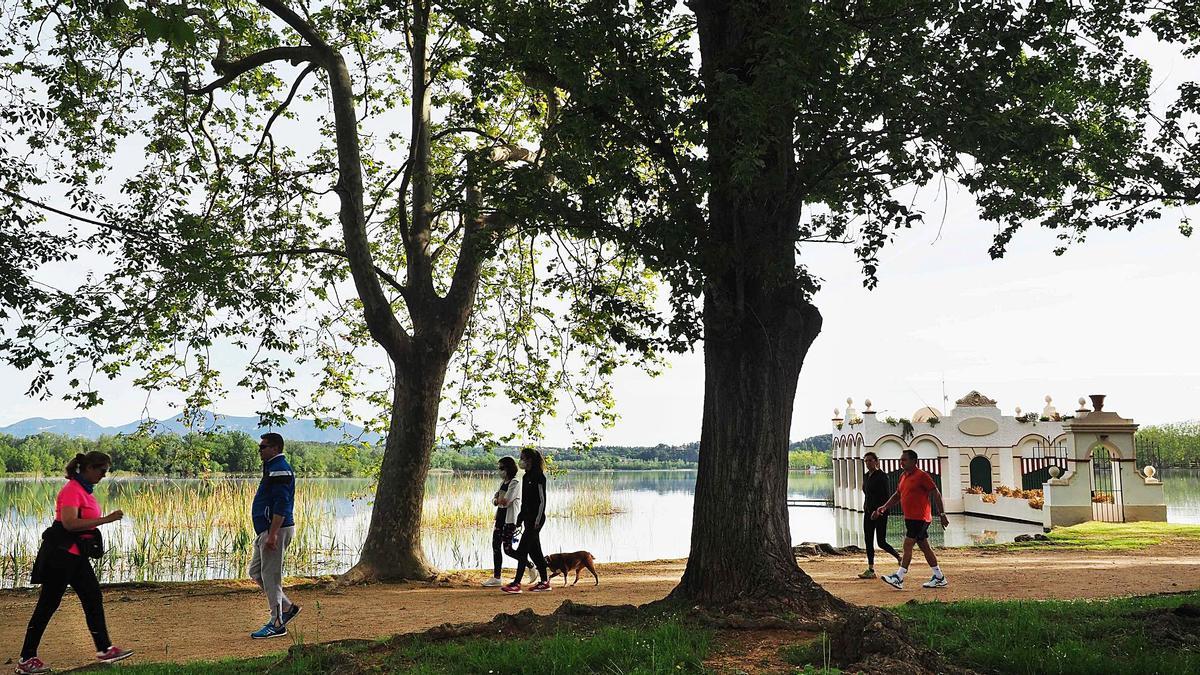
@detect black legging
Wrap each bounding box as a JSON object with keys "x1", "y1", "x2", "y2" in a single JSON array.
[
  {"x1": 492, "y1": 522, "x2": 527, "y2": 577},
  {"x1": 22, "y1": 554, "x2": 111, "y2": 659},
  {"x1": 511, "y1": 519, "x2": 547, "y2": 584},
  {"x1": 863, "y1": 512, "x2": 900, "y2": 568}
]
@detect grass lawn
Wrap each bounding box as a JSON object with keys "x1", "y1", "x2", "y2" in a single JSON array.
[
  {"x1": 108, "y1": 618, "x2": 712, "y2": 674},
  {"x1": 995, "y1": 521, "x2": 1200, "y2": 551},
  {"x1": 109, "y1": 591, "x2": 1200, "y2": 674},
  {"x1": 894, "y1": 591, "x2": 1200, "y2": 675}
]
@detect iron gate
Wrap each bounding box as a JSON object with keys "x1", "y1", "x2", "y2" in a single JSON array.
[
  {"x1": 1090, "y1": 447, "x2": 1124, "y2": 522},
  {"x1": 1022, "y1": 439, "x2": 1070, "y2": 490}
]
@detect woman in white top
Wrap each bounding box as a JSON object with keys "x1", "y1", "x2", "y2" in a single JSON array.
[{"x1": 482, "y1": 456, "x2": 522, "y2": 587}]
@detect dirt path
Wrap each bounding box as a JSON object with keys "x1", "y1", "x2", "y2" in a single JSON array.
[{"x1": 3, "y1": 543, "x2": 1198, "y2": 670}]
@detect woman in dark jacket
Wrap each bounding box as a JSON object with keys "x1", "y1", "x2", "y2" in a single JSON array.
[
  {"x1": 16, "y1": 452, "x2": 133, "y2": 674},
  {"x1": 501, "y1": 448, "x2": 551, "y2": 593},
  {"x1": 859, "y1": 452, "x2": 901, "y2": 578}
]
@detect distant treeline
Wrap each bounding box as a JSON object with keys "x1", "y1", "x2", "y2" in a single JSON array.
[
  {"x1": 0, "y1": 432, "x2": 381, "y2": 477},
  {"x1": 435, "y1": 436, "x2": 833, "y2": 471},
  {"x1": 1136, "y1": 422, "x2": 1200, "y2": 469},
  {"x1": 0, "y1": 431, "x2": 835, "y2": 476},
  {"x1": 430, "y1": 444, "x2": 702, "y2": 471}
]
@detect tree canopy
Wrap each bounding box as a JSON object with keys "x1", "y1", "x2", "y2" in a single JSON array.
[{"x1": 0, "y1": 0, "x2": 677, "y2": 450}]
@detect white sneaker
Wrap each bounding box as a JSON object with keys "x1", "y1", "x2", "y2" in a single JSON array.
[
  {"x1": 922, "y1": 575, "x2": 948, "y2": 588},
  {"x1": 481, "y1": 577, "x2": 503, "y2": 587},
  {"x1": 881, "y1": 573, "x2": 904, "y2": 589}
]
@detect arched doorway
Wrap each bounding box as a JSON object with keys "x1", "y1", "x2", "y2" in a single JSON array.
[{"x1": 969, "y1": 455, "x2": 993, "y2": 493}]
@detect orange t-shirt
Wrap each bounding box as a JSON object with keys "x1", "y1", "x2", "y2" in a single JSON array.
[{"x1": 898, "y1": 469, "x2": 937, "y2": 522}]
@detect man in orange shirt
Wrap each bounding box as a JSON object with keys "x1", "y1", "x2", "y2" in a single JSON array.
[{"x1": 872, "y1": 449, "x2": 949, "y2": 589}]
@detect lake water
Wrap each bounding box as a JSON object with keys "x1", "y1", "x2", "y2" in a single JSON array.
[{"x1": 2, "y1": 469, "x2": 1197, "y2": 587}]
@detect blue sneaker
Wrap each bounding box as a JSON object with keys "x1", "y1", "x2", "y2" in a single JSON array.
[
  {"x1": 281, "y1": 604, "x2": 301, "y2": 626},
  {"x1": 251, "y1": 621, "x2": 287, "y2": 639}
]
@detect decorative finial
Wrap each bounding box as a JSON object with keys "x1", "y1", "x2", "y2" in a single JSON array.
[
  {"x1": 833, "y1": 408, "x2": 841, "y2": 417},
  {"x1": 1078, "y1": 397, "x2": 1087, "y2": 408},
  {"x1": 1049, "y1": 466, "x2": 1062, "y2": 479},
  {"x1": 1144, "y1": 466, "x2": 1157, "y2": 479},
  {"x1": 864, "y1": 398, "x2": 873, "y2": 410},
  {"x1": 1015, "y1": 406, "x2": 1022, "y2": 416},
  {"x1": 1045, "y1": 395, "x2": 1052, "y2": 404},
  {"x1": 846, "y1": 397, "x2": 853, "y2": 406}
]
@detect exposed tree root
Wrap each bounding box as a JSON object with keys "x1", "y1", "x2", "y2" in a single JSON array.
[
  {"x1": 275, "y1": 592, "x2": 967, "y2": 674},
  {"x1": 656, "y1": 591, "x2": 965, "y2": 674},
  {"x1": 335, "y1": 558, "x2": 438, "y2": 587}
]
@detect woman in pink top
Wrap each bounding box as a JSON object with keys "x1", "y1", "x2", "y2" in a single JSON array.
[{"x1": 16, "y1": 452, "x2": 133, "y2": 674}]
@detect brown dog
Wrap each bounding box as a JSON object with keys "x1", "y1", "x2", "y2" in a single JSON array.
[{"x1": 545, "y1": 551, "x2": 599, "y2": 586}]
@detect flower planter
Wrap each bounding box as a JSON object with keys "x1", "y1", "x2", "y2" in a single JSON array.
[{"x1": 962, "y1": 492, "x2": 1044, "y2": 525}]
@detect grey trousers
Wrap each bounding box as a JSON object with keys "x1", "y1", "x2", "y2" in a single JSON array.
[{"x1": 248, "y1": 526, "x2": 294, "y2": 623}]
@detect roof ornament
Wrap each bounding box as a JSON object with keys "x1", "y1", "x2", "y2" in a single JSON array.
[
  {"x1": 955, "y1": 390, "x2": 997, "y2": 407},
  {"x1": 1042, "y1": 395, "x2": 1060, "y2": 421}
]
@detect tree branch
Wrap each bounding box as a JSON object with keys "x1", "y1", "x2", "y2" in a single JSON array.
[
  {"x1": 255, "y1": 0, "x2": 332, "y2": 51},
  {"x1": 0, "y1": 188, "x2": 174, "y2": 244},
  {"x1": 234, "y1": 247, "x2": 411, "y2": 301},
  {"x1": 252, "y1": 63, "x2": 319, "y2": 160},
  {"x1": 431, "y1": 126, "x2": 507, "y2": 144},
  {"x1": 187, "y1": 46, "x2": 321, "y2": 95},
  {"x1": 366, "y1": 159, "x2": 412, "y2": 226}
]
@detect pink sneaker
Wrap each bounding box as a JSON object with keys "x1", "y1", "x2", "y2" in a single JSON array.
[
  {"x1": 529, "y1": 580, "x2": 552, "y2": 592},
  {"x1": 14, "y1": 657, "x2": 50, "y2": 674},
  {"x1": 500, "y1": 582, "x2": 522, "y2": 594},
  {"x1": 96, "y1": 646, "x2": 133, "y2": 664}
]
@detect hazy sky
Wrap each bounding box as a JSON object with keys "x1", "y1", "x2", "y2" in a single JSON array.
[{"x1": 2, "y1": 21, "x2": 1196, "y2": 446}]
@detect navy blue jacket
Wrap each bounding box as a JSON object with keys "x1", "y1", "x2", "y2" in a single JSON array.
[{"x1": 252, "y1": 453, "x2": 295, "y2": 535}]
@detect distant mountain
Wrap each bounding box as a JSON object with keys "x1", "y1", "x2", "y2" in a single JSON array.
[
  {"x1": 0, "y1": 411, "x2": 378, "y2": 443},
  {"x1": 0, "y1": 417, "x2": 109, "y2": 438}
]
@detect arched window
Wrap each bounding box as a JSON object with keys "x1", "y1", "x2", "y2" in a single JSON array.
[{"x1": 969, "y1": 455, "x2": 993, "y2": 493}]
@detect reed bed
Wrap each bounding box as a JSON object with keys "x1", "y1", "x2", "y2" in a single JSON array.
[
  {"x1": 554, "y1": 477, "x2": 625, "y2": 518},
  {"x1": 0, "y1": 478, "x2": 365, "y2": 588},
  {"x1": 0, "y1": 473, "x2": 627, "y2": 587}
]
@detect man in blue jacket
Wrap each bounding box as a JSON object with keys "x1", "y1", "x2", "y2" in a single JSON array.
[{"x1": 248, "y1": 432, "x2": 299, "y2": 639}]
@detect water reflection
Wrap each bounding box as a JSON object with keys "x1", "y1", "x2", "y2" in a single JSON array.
[{"x1": 1164, "y1": 470, "x2": 1200, "y2": 524}]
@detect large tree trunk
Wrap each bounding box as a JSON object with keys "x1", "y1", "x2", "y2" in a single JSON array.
[
  {"x1": 343, "y1": 348, "x2": 449, "y2": 582},
  {"x1": 670, "y1": 272, "x2": 844, "y2": 615},
  {"x1": 670, "y1": 0, "x2": 844, "y2": 615}
]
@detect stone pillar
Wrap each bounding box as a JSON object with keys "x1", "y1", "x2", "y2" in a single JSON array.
[
  {"x1": 999, "y1": 446, "x2": 1016, "y2": 488},
  {"x1": 942, "y1": 451, "x2": 963, "y2": 514},
  {"x1": 1121, "y1": 465, "x2": 1167, "y2": 522}
]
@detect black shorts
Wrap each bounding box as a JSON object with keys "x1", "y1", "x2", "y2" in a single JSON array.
[{"x1": 904, "y1": 519, "x2": 931, "y2": 541}]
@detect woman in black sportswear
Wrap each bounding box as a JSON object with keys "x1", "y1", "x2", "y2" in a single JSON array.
[
  {"x1": 859, "y1": 451, "x2": 901, "y2": 578},
  {"x1": 501, "y1": 448, "x2": 550, "y2": 593}
]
